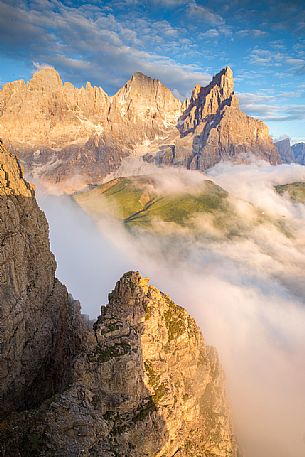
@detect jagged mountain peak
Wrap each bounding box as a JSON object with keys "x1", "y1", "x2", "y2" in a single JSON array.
[
  {"x1": 190, "y1": 66, "x2": 234, "y2": 104},
  {"x1": 130, "y1": 71, "x2": 154, "y2": 81},
  {"x1": 108, "y1": 70, "x2": 181, "y2": 139},
  {"x1": 153, "y1": 64, "x2": 280, "y2": 171},
  {"x1": 124, "y1": 70, "x2": 177, "y2": 98},
  {"x1": 213, "y1": 65, "x2": 233, "y2": 82},
  {"x1": 179, "y1": 66, "x2": 237, "y2": 138},
  {"x1": 211, "y1": 65, "x2": 234, "y2": 96},
  {"x1": 29, "y1": 65, "x2": 62, "y2": 88}
]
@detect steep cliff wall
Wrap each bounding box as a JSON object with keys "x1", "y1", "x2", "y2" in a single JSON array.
[{"x1": 0, "y1": 140, "x2": 83, "y2": 412}]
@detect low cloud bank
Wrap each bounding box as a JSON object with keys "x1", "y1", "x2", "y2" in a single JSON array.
[{"x1": 37, "y1": 162, "x2": 305, "y2": 457}]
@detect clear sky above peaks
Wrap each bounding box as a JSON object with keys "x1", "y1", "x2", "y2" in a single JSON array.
[{"x1": 0, "y1": 0, "x2": 304, "y2": 142}]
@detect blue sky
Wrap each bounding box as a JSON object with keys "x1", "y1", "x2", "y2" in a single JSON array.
[{"x1": 0, "y1": 0, "x2": 304, "y2": 142}]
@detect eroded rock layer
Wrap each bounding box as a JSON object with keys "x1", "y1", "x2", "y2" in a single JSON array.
[
  {"x1": 0, "y1": 140, "x2": 83, "y2": 412},
  {"x1": 1, "y1": 272, "x2": 238, "y2": 457}
]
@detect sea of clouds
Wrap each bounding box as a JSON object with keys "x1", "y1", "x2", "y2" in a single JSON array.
[{"x1": 37, "y1": 161, "x2": 305, "y2": 457}]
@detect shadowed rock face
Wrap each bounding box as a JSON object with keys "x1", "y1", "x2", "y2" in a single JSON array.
[
  {"x1": 0, "y1": 67, "x2": 279, "y2": 192},
  {"x1": 275, "y1": 138, "x2": 294, "y2": 163},
  {"x1": 292, "y1": 142, "x2": 305, "y2": 165},
  {"x1": 0, "y1": 140, "x2": 83, "y2": 412},
  {"x1": 1, "y1": 272, "x2": 238, "y2": 457}
]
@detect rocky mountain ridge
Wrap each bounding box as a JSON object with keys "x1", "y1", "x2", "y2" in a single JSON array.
[
  {"x1": 147, "y1": 67, "x2": 280, "y2": 170},
  {"x1": 275, "y1": 138, "x2": 305, "y2": 165},
  {"x1": 0, "y1": 66, "x2": 280, "y2": 191},
  {"x1": 0, "y1": 141, "x2": 239, "y2": 456},
  {"x1": 0, "y1": 67, "x2": 181, "y2": 191}
]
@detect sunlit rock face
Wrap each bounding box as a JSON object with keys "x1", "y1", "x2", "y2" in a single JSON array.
[
  {"x1": 108, "y1": 72, "x2": 182, "y2": 144},
  {"x1": 0, "y1": 68, "x2": 181, "y2": 191},
  {"x1": 153, "y1": 67, "x2": 280, "y2": 170},
  {"x1": 0, "y1": 140, "x2": 83, "y2": 412},
  {"x1": 2, "y1": 272, "x2": 238, "y2": 456},
  {"x1": 0, "y1": 66, "x2": 279, "y2": 192},
  {"x1": 275, "y1": 138, "x2": 294, "y2": 163},
  {"x1": 0, "y1": 67, "x2": 110, "y2": 151}
]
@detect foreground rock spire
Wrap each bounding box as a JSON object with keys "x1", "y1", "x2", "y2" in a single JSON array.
[{"x1": 1, "y1": 270, "x2": 239, "y2": 456}]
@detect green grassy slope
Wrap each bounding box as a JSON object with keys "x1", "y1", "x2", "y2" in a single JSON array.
[
  {"x1": 74, "y1": 176, "x2": 233, "y2": 228},
  {"x1": 73, "y1": 176, "x2": 290, "y2": 239},
  {"x1": 275, "y1": 182, "x2": 305, "y2": 203},
  {"x1": 74, "y1": 175, "x2": 289, "y2": 237}
]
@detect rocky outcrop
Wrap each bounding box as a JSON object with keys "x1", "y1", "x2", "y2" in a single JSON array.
[
  {"x1": 0, "y1": 68, "x2": 181, "y2": 191},
  {"x1": 275, "y1": 138, "x2": 294, "y2": 163},
  {"x1": 1, "y1": 272, "x2": 238, "y2": 457},
  {"x1": 292, "y1": 142, "x2": 305, "y2": 164},
  {"x1": 150, "y1": 67, "x2": 280, "y2": 170},
  {"x1": 0, "y1": 140, "x2": 83, "y2": 412}
]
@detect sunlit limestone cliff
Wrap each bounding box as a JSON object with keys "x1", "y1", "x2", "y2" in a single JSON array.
[
  {"x1": 0, "y1": 68, "x2": 181, "y2": 190},
  {"x1": 0, "y1": 142, "x2": 238, "y2": 456},
  {"x1": 147, "y1": 67, "x2": 280, "y2": 170},
  {"x1": 0, "y1": 66, "x2": 279, "y2": 191}
]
